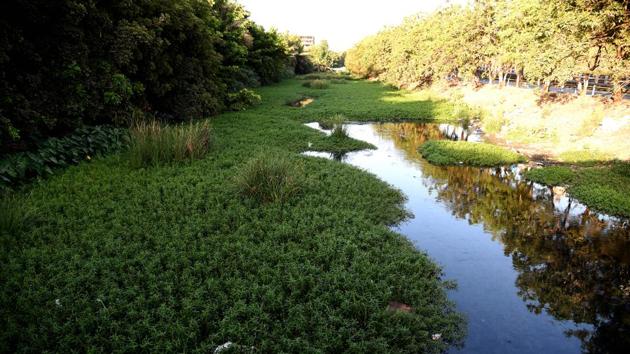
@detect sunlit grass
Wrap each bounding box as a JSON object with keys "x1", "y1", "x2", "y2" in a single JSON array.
[{"x1": 419, "y1": 140, "x2": 526, "y2": 167}]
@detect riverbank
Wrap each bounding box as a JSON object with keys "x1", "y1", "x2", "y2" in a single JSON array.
[
  {"x1": 440, "y1": 83, "x2": 630, "y2": 162},
  {"x1": 0, "y1": 78, "x2": 466, "y2": 352},
  {"x1": 524, "y1": 161, "x2": 630, "y2": 218},
  {"x1": 413, "y1": 81, "x2": 630, "y2": 217}
]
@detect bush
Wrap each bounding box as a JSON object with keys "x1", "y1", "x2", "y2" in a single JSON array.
[
  {"x1": 303, "y1": 80, "x2": 330, "y2": 89},
  {"x1": 128, "y1": 120, "x2": 211, "y2": 168},
  {"x1": 234, "y1": 155, "x2": 304, "y2": 204},
  {"x1": 419, "y1": 140, "x2": 526, "y2": 166},
  {"x1": 302, "y1": 74, "x2": 324, "y2": 80},
  {"x1": 227, "y1": 89, "x2": 262, "y2": 111},
  {"x1": 0, "y1": 126, "x2": 128, "y2": 189}
]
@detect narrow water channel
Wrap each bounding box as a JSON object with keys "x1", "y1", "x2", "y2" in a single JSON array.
[{"x1": 304, "y1": 122, "x2": 630, "y2": 354}]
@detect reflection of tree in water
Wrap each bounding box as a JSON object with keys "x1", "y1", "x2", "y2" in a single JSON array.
[{"x1": 375, "y1": 122, "x2": 630, "y2": 354}]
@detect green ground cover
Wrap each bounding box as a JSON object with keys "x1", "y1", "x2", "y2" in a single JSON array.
[
  {"x1": 525, "y1": 161, "x2": 630, "y2": 217},
  {"x1": 419, "y1": 140, "x2": 526, "y2": 167},
  {"x1": 0, "y1": 78, "x2": 466, "y2": 353}
]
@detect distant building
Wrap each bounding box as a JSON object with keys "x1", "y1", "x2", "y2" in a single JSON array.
[{"x1": 300, "y1": 36, "x2": 315, "y2": 49}]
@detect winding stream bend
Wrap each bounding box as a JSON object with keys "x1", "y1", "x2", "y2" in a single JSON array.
[{"x1": 305, "y1": 122, "x2": 630, "y2": 354}]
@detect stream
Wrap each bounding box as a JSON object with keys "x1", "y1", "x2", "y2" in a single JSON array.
[{"x1": 304, "y1": 122, "x2": 630, "y2": 354}]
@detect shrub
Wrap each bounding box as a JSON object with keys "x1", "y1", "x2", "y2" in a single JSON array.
[
  {"x1": 419, "y1": 140, "x2": 526, "y2": 166},
  {"x1": 227, "y1": 88, "x2": 262, "y2": 111},
  {"x1": 234, "y1": 155, "x2": 304, "y2": 204},
  {"x1": 303, "y1": 80, "x2": 330, "y2": 89},
  {"x1": 128, "y1": 120, "x2": 211, "y2": 168},
  {"x1": 302, "y1": 74, "x2": 324, "y2": 80},
  {"x1": 0, "y1": 126, "x2": 128, "y2": 189}
]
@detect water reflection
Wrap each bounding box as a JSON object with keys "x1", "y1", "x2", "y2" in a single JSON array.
[{"x1": 372, "y1": 123, "x2": 630, "y2": 354}]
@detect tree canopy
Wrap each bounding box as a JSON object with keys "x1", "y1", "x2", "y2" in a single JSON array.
[
  {"x1": 0, "y1": 0, "x2": 291, "y2": 153},
  {"x1": 346, "y1": 0, "x2": 629, "y2": 99}
]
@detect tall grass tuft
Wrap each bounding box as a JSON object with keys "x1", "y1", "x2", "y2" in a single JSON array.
[
  {"x1": 331, "y1": 124, "x2": 349, "y2": 139},
  {"x1": 321, "y1": 114, "x2": 349, "y2": 139},
  {"x1": 234, "y1": 155, "x2": 304, "y2": 204},
  {"x1": 303, "y1": 80, "x2": 330, "y2": 89},
  {"x1": 128, "y1": 120, "x2": 211, "y2": 168}
]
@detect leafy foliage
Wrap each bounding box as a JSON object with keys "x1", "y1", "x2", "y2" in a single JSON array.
[
  {"x1": 0, "y1": 0, "x2": 289, "y2": 153},
  {"x1": 0, "y1": 126, "x2": 128, "y2": 189},
  {"x1": 227, "y1": 89, "x2": 262, "y2": 111},
  {"x1": 346, "y1": 0, "x2": 629, "y2": 98},
  {"x1": 419, "y1": 141, "x2": 526, "y2": 166}
]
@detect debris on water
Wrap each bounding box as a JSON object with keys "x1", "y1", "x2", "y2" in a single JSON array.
[
  {"x1": 387, "y1": 301, "x2": 413, "y2": 313},
  {"x1": 214, "y1": 342, "x2": 255, "y2": 353},
  {"x1": 214, "y1": 342, "x2": 233, "y2": 353}
]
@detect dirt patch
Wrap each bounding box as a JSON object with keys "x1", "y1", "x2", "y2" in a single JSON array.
[{"x1": 287, "y1": 97, "x2": 314, "y2": 108}]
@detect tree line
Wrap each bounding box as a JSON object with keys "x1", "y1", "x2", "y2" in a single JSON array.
[
  {"x1": 0, "y1": 0, "x2": 292, "y2": 153},
  {"x1": 346, "y1": 0, "x2": 629, "y2": 100}
]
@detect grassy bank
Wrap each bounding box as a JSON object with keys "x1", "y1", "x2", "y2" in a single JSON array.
[
  {"x1": 525, "y1": 162, "x2": 630, "y2": 217},
  {"x1": 419, "y1": 140, "x2": 526, "y2": 167},
  {"x1": 0, "y1": 78, "x2": 466, "y2": 352},
  {"x1": 442, "y1": 84, "x2": 630, "y2": 161}
]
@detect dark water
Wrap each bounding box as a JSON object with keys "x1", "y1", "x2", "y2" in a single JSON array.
[{"x1": 304, "y1": 122, "x2": 630, "y2": 354}]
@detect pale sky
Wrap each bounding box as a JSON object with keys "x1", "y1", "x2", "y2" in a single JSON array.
[{"x1": 236, "y1": 0, "x2": 468, "y2": 51}]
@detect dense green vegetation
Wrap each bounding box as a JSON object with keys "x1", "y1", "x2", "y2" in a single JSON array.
[
  {"x1": 128, "y1": 121, "x2": 211, "y2": 168},
  {"x1": 0, "y1": 126, "x2": 128, "y2": 188},
  {"x1": 346, "y1": 0, "x2": 629, "y2": 100},
  {"x1": 525, "y1": 162, "x2": 630, "y2": 217},
  {"x1": 294, "y1": 75, "x2": 472, "y2": 122},
  {"x1": 524, "y1": 166, "x2": 575, "y2": 186},
  {"x1": 0, "y1": 0, "x2": 290, "y2": 153},
  {"x1": 419, "y1": 141, "x2": 526, "y2": 167},
  {"x1": 0, "y1": 79, "x2": 466, "y2": 352}
]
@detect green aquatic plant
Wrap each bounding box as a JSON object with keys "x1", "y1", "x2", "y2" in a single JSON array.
[
  {"x1": 0, "y1": 78, "x2": 466, "y2": 353},
  {"x1": 524, "y1": 166, "x2": 575, "y2": 186},
  {"x1": 525, "y1": 161, "x2": 630, "y2": 217},
  {"x1": 0, "y1": 193, "x2": 32, "y2": 237},
  {"x1": 419, "y1": 140, "x2": 526, "y2": 167}
]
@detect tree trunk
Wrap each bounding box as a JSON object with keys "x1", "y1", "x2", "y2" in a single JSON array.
[
  {"x1": 581, "y1": 76, "x2": 589, "y2": 96},
  {"x1": 612, "y1": 79, "x2": 624, "y2": 102},
  {"x1": 542, "y1": 80, "x2": 551, "y2": 93},
  {"x1": 516, "y1": 70, "x2": 522, "y2": 88}
]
